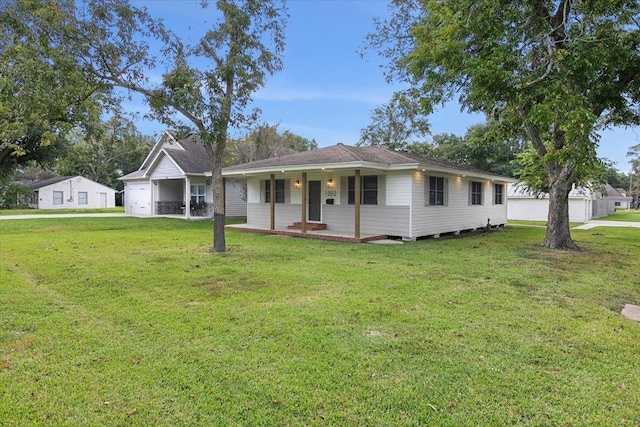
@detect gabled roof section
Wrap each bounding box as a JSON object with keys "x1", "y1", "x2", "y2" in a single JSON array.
[
  {"x1": 138, "y1": 130, "x2": 178, "y2": 171},
  {"x1": 25, "y1": 176, "x2": 74, "y2": 189},
  {"x1": 119, "y1": 131, "x2": 213, "y2": 180},
  {"x1": 162, "y1": 135, "x2": 212, "y2": 174},
  {"x1": 601, "y1": 184, "x2": 633, "y2": 201},
  {"x1": 25, "y1": 176, "x2": 115, "y2": 191},
  {"x1": 222, "y1": 143, "x2": 514, "y2": 181}
]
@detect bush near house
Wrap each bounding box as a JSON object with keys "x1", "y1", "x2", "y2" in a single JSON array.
[
  {"x1": 1, "y1": 218, "x2": 639, "y2": 425},
  {"x1": 0, "y1": 182, "x2": 32, "y2": 209}
]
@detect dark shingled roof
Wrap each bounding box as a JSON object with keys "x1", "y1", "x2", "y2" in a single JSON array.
[
  {"x1": 163, "y1": 136, "x2": 212, "y2": 174},
  {"x1": 223, "y1": 143, "x2": 506, "y2": 178},
  {"x1": 25, "y1": 176, "x2": 73, "y2": 189}
]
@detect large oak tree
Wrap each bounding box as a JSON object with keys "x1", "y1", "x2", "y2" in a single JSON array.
[
  {"x1": 369, "y1": 0, "x2": 640, "y2": 249},
  {"x1": 75, "y1": 0, "x2": 287, "y2": 252},
  {"x1": 0, "y1": 0, "x2": 102, "y2": 180},
  {"x1": 5, "y1": 0, "x2": 287, "y2": 251}
]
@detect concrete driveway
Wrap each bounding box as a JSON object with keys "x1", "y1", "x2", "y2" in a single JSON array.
[
  {"x1": 0, "y1": 213, "x2": 126, "y2": 220},
  {"x1": 573, "y1": 220, "x2": 640, "y2": 230}
]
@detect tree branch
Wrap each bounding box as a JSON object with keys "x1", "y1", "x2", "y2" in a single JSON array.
[{"x1": 94, "y1": 73, "x2": 207, "y2": 134}]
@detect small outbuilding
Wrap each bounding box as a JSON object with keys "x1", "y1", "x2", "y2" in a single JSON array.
[
  {"x1": 26, "y1": 176, "x2": 116, "y2": 209},
  {"x1": 119, "y1": 130, "x2": 246, "y2": 218},
  {"x1": 507, "y1": 183, "x2": 594, "y2": 223}
]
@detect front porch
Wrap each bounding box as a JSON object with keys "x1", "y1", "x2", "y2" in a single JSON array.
[
  {"x1": 225, "y1": 222, "x2": 387, "y2": 243},
  {"x1": 154, "y1": 178, "x2": 212, "y2": 218}
]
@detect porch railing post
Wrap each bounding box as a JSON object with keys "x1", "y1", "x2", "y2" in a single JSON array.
[
  {"x1": 301, "y1": 172, "x2": 307, "y2": 234},
  {"x1": 185, "y1": 176, "x2": 190, "y2": 219},
  {"x1": 270, "y1": 174, "x2": 275, "y2": 230}
]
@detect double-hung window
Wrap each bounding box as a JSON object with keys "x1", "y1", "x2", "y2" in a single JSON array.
[
  {"x1": 427, "y1": 176, "x2": 447, "y2": 206},
  {"x1": 78, "y1": 192, "x2": 88, "y2": 205},
  {"x1": 348, "y1": 176, "x2": 378, "y2": 205},
  {"x1": 265, "y1": 179, "x2": 285, "y2": 203},
  {"x1": 190, "y1": 184, "x2": 205, "y2": 205},
  {"x1": 53, "y1": 191, "x2": 63, "y2": 205},
  {"x1": 493, "y1": 184, "x2": 504, "y2": 205},
  {"x1": 470, "y1": 181, "x2": 483, "y2": 205}
]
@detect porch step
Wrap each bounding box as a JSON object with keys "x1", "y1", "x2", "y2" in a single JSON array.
[{"x1": 287, "y1": 222, "x2": 327, "y2": 231}]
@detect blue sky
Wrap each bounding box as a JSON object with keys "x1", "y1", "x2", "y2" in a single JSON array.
[{"x1": 129, "y1": 0, "x2": 638, "y2": 172}]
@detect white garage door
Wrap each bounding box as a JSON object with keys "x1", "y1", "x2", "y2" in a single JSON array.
[{"x1": 127, "y1": 183, "x2": 151, "y2": 215}]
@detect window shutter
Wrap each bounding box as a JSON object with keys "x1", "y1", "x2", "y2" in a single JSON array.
[
  {"x1": 444, "y1": 178, "x2": 449, "y2": 206},
  {"x1": 424, "y1": 175, "x2": 430, "y2": 206}
]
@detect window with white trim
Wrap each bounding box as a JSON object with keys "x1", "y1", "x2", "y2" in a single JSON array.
[
  {"x1": 53, "y1": 191, "x2": 63, "y2": 205},
  {"x1": 190, "y1": 184, "x2": 205, "y2": 204},
  {"x1": 78, "y1": 192, "x2": 88, "y2": 205}
]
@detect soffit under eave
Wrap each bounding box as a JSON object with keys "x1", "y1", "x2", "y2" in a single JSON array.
[{"x1": 221, "y1": 161, "x2": 399, "y2": 178}]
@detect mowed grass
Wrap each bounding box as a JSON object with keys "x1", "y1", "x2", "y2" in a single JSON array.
[
  {"x1": 1, "y1": 218, "x2": 639, "y2": 426},
  {"x1": 599, "y1": 209, "x2": 640, "y2": 222}
]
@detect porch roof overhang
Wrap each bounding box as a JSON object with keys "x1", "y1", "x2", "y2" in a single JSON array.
[{"x1": 221, "y1": 161, "x2": 516, "y2": 183}]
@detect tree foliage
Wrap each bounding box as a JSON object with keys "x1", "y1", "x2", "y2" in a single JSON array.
[
  {"x1": 429, "y1": 124, "x2": 525, "y2": 177},
  {"x1": 228, "y1": 123, "x2": 317, "y2": 166},
  {"x1": 359, "y1": 91, "x2": 430, "y2": 150},
  {"x1": 56, "y1": 116, "x2": 153, "y2": 192},
  {"x1": 0, "y1": 0, "x2": 102, "y2": 179},
  {"x1": 80, "y1": 0, "x2": 287, "y2": 252},
  {"x1": 369, "y1": 0, "x2": 640, "y2": 249}
]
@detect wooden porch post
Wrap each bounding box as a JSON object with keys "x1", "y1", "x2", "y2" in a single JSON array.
[
  {"x1": 270, "y1": 174, "x2": 275, "y2": 230},
  {"x1": 355, "y1": 169, "x2": 361, "y2": 239},
  {"x1": 301, "y1": 172, "x2": 307, "y2": 234},
  {"x1": 185, "y1": 176, "x2": 191, "y2": 219}
]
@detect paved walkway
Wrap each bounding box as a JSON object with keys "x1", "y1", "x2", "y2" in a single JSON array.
[
  {"x1": 573, "y1": 220, "x2": 640, "y2": 230},
  {"x1": 0, "y1": 213, "x2": 126, "y2": 220}
]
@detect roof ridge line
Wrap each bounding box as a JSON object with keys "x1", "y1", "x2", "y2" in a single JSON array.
[{"x1": 336, "y1": 143, "x2": 365, "y2": 161}]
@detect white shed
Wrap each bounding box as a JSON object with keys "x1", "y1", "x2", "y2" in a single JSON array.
[
  {"x1": 27, "y1": 176, "x2": 116, "y2": 210},
  {"x1": 507, "y1": 183, "x2": 594, "y2": 223}
]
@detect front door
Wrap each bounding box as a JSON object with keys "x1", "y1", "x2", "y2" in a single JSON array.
[{"x1": 308, "y1": 180, "x2": 321, "y2": 221}]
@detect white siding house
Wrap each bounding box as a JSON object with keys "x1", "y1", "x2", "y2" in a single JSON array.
[
  {"x1": 119, "y1": 131, "x2": 247, "y2": 218},
  {"x1": 27, "y1": 176, "x2": 116, "y2": 209},
  {"x1": 222, "y1": 144, "x2": 515, "y2": 241}
]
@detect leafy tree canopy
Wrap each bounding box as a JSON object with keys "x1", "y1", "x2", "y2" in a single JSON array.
[
  {"x1": 228, "y1": 123, "x2": 317, "y2": 166},
  {"x1": 56, "y1": 116, "x2": 153, "y2": 191},
  {"x1": 5, "y1": 0, "x2": 287, "y2": 251},
  {"x1": 0, "y1": 0, "x2": 104, "y2": 179},
  {"x1": 358, "y1": 90, "x2": 430, "y2": 151},
  {"x1": 368, "y1": 0, "x2": 640, "y2": 249},
  {"x1": 429, "y1": 123, "x2": 525, "y2": 177}
]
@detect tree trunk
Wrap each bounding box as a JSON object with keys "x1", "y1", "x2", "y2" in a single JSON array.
[
  {"x1": 542, "y1": 164, "x2": 580, "y2": 250},
  {"x1": 211, "y1": 148, "x2": 226, "y2": 253}
]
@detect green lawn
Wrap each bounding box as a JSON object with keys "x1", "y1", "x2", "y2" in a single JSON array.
[
  {"x1": 1, "y1": 218, "x2": 639, "y2": 426},
  {"x1": 599, "y1": 209, "x2": 640, "y2": 222},
  {"x1": 0, "y1": 207, "x2": 124, "y2": 215}
]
